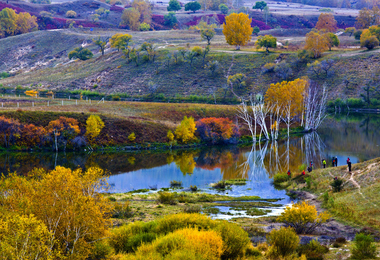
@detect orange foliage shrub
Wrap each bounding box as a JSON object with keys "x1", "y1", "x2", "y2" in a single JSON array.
[{"x1": 196, "y1": 117, "x2": 239, "y2": 144}]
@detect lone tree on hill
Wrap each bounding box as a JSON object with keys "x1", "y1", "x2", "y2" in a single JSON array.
[
  {"x1": 93, "y1": 37, "x2": 109, "y2": 55},
  {"x1": 253, "y1": 1, "x2": 267, "y2": 11},
  {"x1": 185, "y1": 1, "x2": 201, "y2": 13},
  {"x1": 315, "y1": 13, "x2": 337, "y2": 32},
  {"x1": 255, "y1": 34, "x2": 277, "y2": 53},
  {"x1": 324, "y1": 32, "x2": 339, "y2": 51},
  {"x1": 304, "y1": 31, "x2": 329, "y2": 58},
  {"x1": 223, "y1": 12, "x2": 253, "y2": 50},
  {"x1": 167, "y1": 0, "x2": 181, "y2": 11}
]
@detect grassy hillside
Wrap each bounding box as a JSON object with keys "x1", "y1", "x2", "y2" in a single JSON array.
[
  {"x1": 288, "y1": 157, "x2": 380, "y2": 230},
  {"x1": 1, "y1": 28, "x2": 379, "y2": 101}
]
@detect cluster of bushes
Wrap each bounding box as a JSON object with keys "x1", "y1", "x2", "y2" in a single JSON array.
[
  {"x1": 172, "y1": 116, "x2": 240, "y2": 145},
  {"x1": 327, "y1": 97, "x2": 380, "y2": 109},
  {"x1": 0, "y1": 114, "x2": 108, "y2": 151},
  {"x1": 107, "y1": 213, "x2": 250, "y2": 259}
]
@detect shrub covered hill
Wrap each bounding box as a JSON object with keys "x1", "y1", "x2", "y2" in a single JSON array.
[{"x1": 0, "y1": 0, "x2": 378, "y2": 102}]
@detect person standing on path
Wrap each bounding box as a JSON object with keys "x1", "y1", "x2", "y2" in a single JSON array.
[
  {"x1": 323, "y1": 159, "x2": 326, "y2": 168},
  {"x1": 348, "y1": 161, "x2": 352, "y2": 172},
  {"x1": 332, "y1": 157, "x2": 335, "y2": 167},
  {"x1": 335, "y1": 157, "x2": 338, "y2": 167}
]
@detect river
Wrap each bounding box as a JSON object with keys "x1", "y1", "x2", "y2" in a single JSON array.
[{"x1": 1, "y1": 113, "x2": 379, "y2": 217}]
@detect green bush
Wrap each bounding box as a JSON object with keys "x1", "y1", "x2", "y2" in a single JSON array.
[
  {"x1": 190, "y1": 185, "x2": 198, "y2": 191},
  {"x1": 267, "y1": 227, "x2": 299, "y2": 258},
  {"x1": 296, "y1": 239, "x2": 329, "y2": 260},
  {"x1": 183, "y1": 205, "x2": 202, "y2": 213},
  {"x1": 109, "y1": 221, "x2": 158, "y2": 253},
  {"x1": 90, "y1": 240, "x2": 113, "y2": 259},
  {"x1": 273, "y1": 172, "x2": 289, "y2": 184},
  {"x1": 214, "y1": 220, "x2": 250, "y2": 259},
  {"x1": 351, "y1": 233, "x2": 377, "y2": 259},
  {"x1": 126, "y1": 232, "x2": 157, "y2": 252},
  {"x1": 245, "y1": 244, "x2": 262, "y2": 257},
  {"x1": 157, "y1": 191, "x2": 177, "y2": 205},
  {"x1": 346, "y1": 98, "x2": 365, "y2": 108},
  {"x1": 112, "y1": 95, "x2": 121, "y2": 101},
  {"x1": 330, "y1": 178, "x2": 343, "y2": 192},
  {"x1": 170, "y1": 180, "x2": 182, "y2": 187}
]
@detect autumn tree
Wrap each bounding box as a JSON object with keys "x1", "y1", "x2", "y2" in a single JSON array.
[
  {"x1": 46, "y1": 117, "x2": 80, "y2": 151},
  {"x1": 0, "y1": 167, "x2": 113, "y2": 259},
  {"x1": 255, "y1": 34, "x2": 277, "y2": 53},
  {"x1": 0, "y1": 8, "x2": 18, "y2": 37},
  {"x1": 315, "y1": 13, "x2": 337, "y2": 32},
  {"x1": 369, "y1": 25, "x2": 380, "y2": 40},
  {"x1": 167, "y1": 0, "x2": 181, "y2": 11},
  {"x1": 86, "y1": 115, "x2": 105, "y2": 143},
  {"x1": 110, "y1": 33, "x2": 133, "y2": 52},
  {"x1": 356, "y1": 6, "x2": 380, "y2": 29},
  {"x1": 16, "y1": 12, "x2": 38, "y2": 34},
  {"x1": 360, "y1": 28, "x2": 380, "y2": 49},
  {"x1": 223, "y1": 13, "x2": 253, "y2": 50},
  {"x1": 253, "y1": 1, "x2": 267, "y2": 11},
  {"x1": 120, "y1": 8, "x2": 140, "y2": 30},
  {"x1": 132, "y1": 0, "x2": 152, "y2": 24},
  {"x1": 0, "y1": 213, "x2": 52, "y2": 260},
  {"x1": 265, "y1": 78, "x2": 308, "y2": 136},
  {"x1": 185, "y1": 1, "x2": 202, "y2": 12},
  {"x1": 0, "y1": 116, "x2": 21, "y2": 148},
  {"x1": 304, "y1": 30, "x2": 329, "y2": 58},
  {"x1": 324, "y1": 32, "x2": 339, "y2": 50},
  {"x1": 175, "y1": 116, "x2": 197, "y2": 143},
  {"x1": 196, "y1": 117, "x2": 239, "y2": 144},
  {"x1": 93, "y1": 37, "x2": 109, "y2": 55}
]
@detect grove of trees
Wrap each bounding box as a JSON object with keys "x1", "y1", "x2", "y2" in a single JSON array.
[{"x1": 0, "y1": 8, "x2": 38, "y2": 38}]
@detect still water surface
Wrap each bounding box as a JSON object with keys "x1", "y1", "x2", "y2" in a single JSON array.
[{"x1": 1, "y1": 113, "x2": 380, "y2": 211}]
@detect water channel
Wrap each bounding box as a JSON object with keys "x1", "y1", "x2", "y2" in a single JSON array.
[{"x1": 1, "y1": 113, "x2": 380, "y2": 218}]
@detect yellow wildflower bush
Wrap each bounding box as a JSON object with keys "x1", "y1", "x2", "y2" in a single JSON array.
[{"x1": 277, "y1": 201, "x2": 330, "y2": 234}]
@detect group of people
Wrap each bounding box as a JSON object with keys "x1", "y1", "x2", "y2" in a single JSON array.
[
  {"x1": 321, "y1": 157, "x2": 339, "y2": 168},
  {"x1": 286, "y1": 156, "x2": 353, "y2": 178}
]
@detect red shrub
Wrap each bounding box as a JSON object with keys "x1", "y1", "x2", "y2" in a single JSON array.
[
  {"x1": 251, "y1": 19, "x2": 271, "y2": 30},
  {"x1": 196, "y1": 117, "x2": 239, "y2": 144},
  {"x1": 152, "y1": 14, "x2": 165, "y2": 24},
  {"x1": 110, "y1": 5, "x2": 124, "y2": 12}
]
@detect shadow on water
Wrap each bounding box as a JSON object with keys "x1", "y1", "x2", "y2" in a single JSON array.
[{"x1": 0, "y1": 113, "x2": 379, "y2": 200}]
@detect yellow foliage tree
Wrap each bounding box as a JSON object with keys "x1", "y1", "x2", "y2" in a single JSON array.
[
  {"x1": 16, "y1": 12, "x2": 38, "y2": 34},
  {"x1": 315, "y1": 13, "x2": 337, "y2": 32},
  {"x1": 128, "y1": 132, "x2": 136, "y2": 142},
  {"x1": 0, "y1": 167, "x2": 113, "y2": 259},
  {"x1": 86, "y1": 115, "x2": 105, "y2": 143},
  {"x1": 304, "y1": 30, "x2": 329, "y2": 58},
  {"x1": 0, "y1": 213, "x2": 52, "y2": 260},
  {"x1": 132, "y1": 0, "x2": 152, "y2": 24},
  {"x1": 223, "y1": 12, "x2": 253, "y2": 50},
  {"x1": 277, "y1": 201, "x2": 330, "y2": 234},
  {"x1": 175, "y1": 116, "x2": 197, "y2": 144},
  {"x1": 110, "y1": 33, "x2": 133, "y2": 51},
  {"x1": 167, "y1": 130, "x2": 174, "y2": 142},
  {"x1": 265, "y1": 78, "x2": 308, "y2": 118},
  {"x1": 360, "y1": 28, "x2": 380, "y2": 49},
  {"x1": 175, "y1": 151, "x2": 196, "y2": 175},
  {"x1": 120, "y1": 8, "x2": 140, "y2": 30}
]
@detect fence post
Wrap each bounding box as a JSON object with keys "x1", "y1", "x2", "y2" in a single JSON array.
[
  {"x1": 48, "y1": 101, "x2": 49, "y2": 106},
  {"x1": 17, "y1": 102, "x2": 19, "y2": 108},
  {"x1": 62, "y1": 100, "x2": 63, "y2": 106},
  {"x1": 69, "y1": 96, "x2": 71, "y2": 100},
  {"x1": 89, "y1": 99, "x2": 91, "y2": 104},
  {"x1": 1, "y1": 103, "x2": 3, "y2": 108},
  {"x1": 76, "y1": 100, "x2": 77, "y2": 105},
  {"x1": 32, "y1": 102, "x2": 34, "y2": 107}
]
